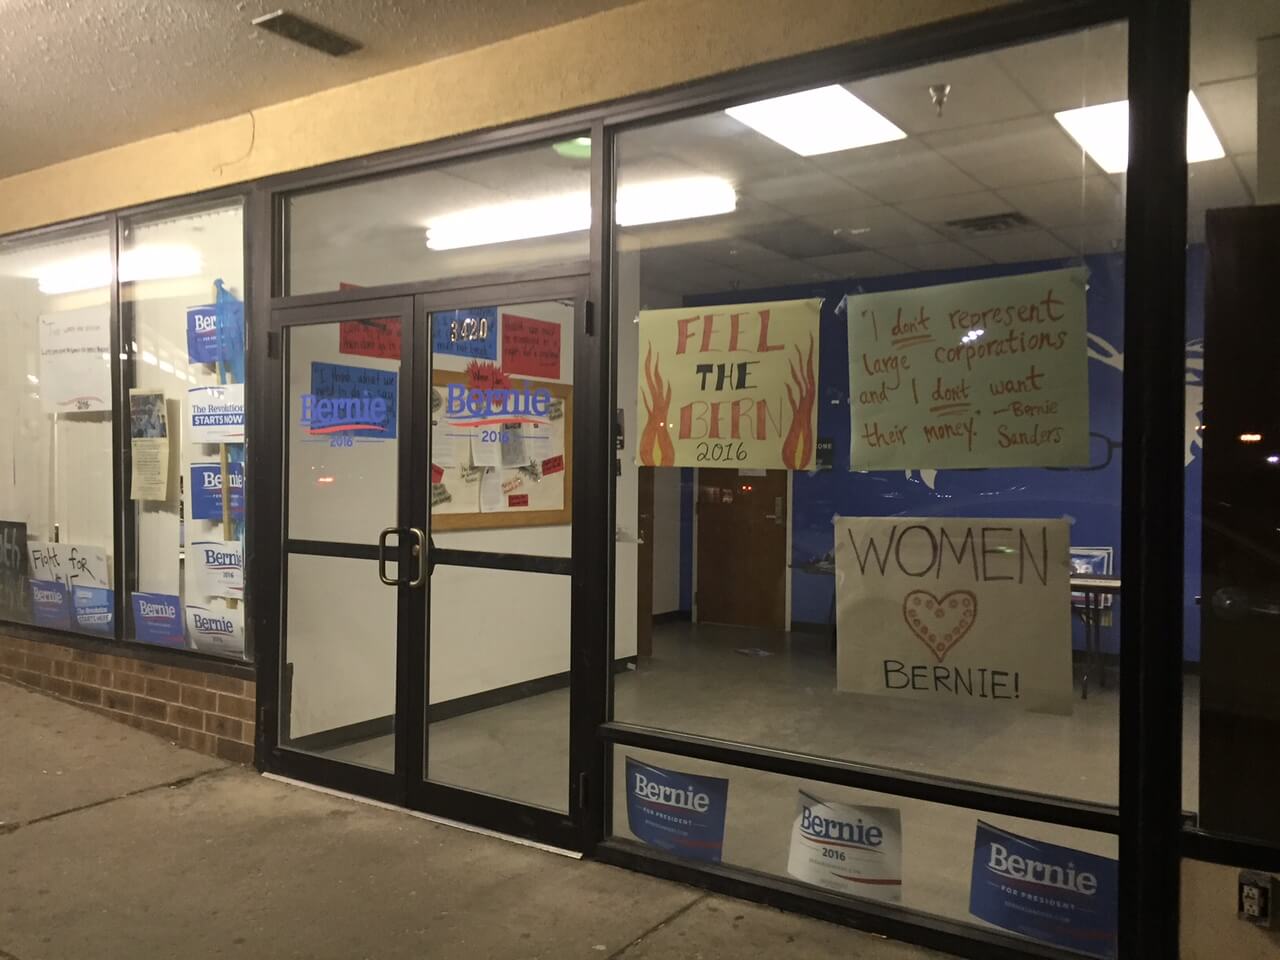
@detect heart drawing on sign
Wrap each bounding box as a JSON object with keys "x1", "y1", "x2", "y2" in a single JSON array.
[{"x1": 902, "y1": 590, "x2": 977, "y2": 663}]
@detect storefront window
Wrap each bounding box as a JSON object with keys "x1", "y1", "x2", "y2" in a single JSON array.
[
  {"x1": 0, "y1": 226, "x2": 115, "y2": 638},
  {"x1": 612, "y1": 22, "x2": 1129, "y2": 954},
  {"x1": 286, "y1": 137, "x2": 592, "y2": 294},
  {"x1": 121, "y1": 201, "x2": 247, "y2": 658}
]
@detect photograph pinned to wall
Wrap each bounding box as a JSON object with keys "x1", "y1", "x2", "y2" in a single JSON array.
[
  {"x1": 845, "y1": 268, "x2": 1089, "y2": 471},
  {"x1": 969, "y1": 820, "x2": 1117, "y2": 958},
  {"x1": 834, "y1": 517, "x2": 1073, "y2": 714},
  {"x1": 501, "y1": 311, "x2": 560, "y2": 379},
  {"x1": 187, "y1": 539, "x2": 244, "y2": 601},
  {"x1": 131, "y1": 592, "x2": 187, "y2": 649},
  {"x1": 432, "y1": 306, "x2": 497, "y2": 361},
  {"x1": 185, "y1": 603, "x2": 244, "y2": 658},
  {"x1": 37, "y1": 306, "x2": 112, "y2": 414},
  {"x1": 624, "y1": 757, "x2": 729, "y2": 864},
  {"x1": 129, "y1": 388, "x2": 170, "y2": 500},
  {"x1": 187, "y1": 383, "x2": 245, "y2": 445},
  {"x1": 635, "y1": 298, "x2": 821, "y2": 470},
  {"x1": 0, "y1": 520, "x2": 29, "y2": 622},
  {"x1": 786, "y1": 792, "x2": 902, "y2": 902},
  {"x1": 429, "y1": 368, "x2": 571, "y2": 529}
]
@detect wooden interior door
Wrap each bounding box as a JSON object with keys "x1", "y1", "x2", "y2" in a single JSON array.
[
  {"x1": 1199, "y1": 205, "x2": 1280, "y2": 841},
  {"x1": 695, "y1": 468, "x2": 787, "y2": 630}
]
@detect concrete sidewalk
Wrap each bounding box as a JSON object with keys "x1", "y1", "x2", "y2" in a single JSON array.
[{"x1": 0, "y1": 680, "x2": 950, "y2": 960}]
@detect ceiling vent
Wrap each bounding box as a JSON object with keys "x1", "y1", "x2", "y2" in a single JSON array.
[
  {"x1": 252, "y1": 11, "x2": 362, "y2": 57},
  {"x1": 944, "y1": 211, "x2": 1036, "y2": 234}
]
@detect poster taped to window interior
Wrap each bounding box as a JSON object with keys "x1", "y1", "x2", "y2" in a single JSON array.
[
  {"x1": 635, "y1": 299, "x2": 821, "y2": 470},
  {"x1": 786, "y1": 792, "x2": 902, "y2": 901},
  {"x1": 835, "y1": 516, "x2": 1073, "y2": 714},
  {"x1": 129, "y1": 388, "x2": 170, "y2": 500},
  {"x1": 845, "y1": 268, "x2": 1089, "y2": 470},
  {"x1": 428, "y1": 369, "x2": 571, "y2": 528},
  {"x1": 38, "y1": 306, "x2": 112, "y2": 414}
]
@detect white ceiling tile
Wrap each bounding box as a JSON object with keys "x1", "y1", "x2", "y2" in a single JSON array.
[
  {"x1": 1048, "y1": 222, "x2": 1126, "y2": 256},
  {"x1": 992, "y1": 22, "x2": 1129, "y2": 114},
  {"x1": 962, "y1": 229, "x2": 1077, "y2": 263},
  {"x1": 995, "y1": 176, "x2": 1125, "y2": 227},
  {"x1": 895, "y1": 191, "x2": 1014, "y2": 226},
  {"x1": 803, "y1": 250, "x2": 909, "y2": 280},
  {"x1": 1195, "y1": 77, "x2": 1258, "y2": 155},
  {"x1": 740, "y1": 169, "x2": 877, "y2": 215},
  {"x1": 1188, "y1": 157, "x2": 1252, "y2": 212},
  {"x1": 924, "y1": 116, "x2": 1099, "y2": 188},
  {"x1": 846, "y1": 52, "x2": 1038, "y2": 136},
  {"x1": 1190, "y1": 0, "x2": 1280, "y2": 84},
  {"x1": 814, "y1": 139, "x2": 984, "y2": 203},
  {"x1": 876, "y1": 241, "x2": 991, "y2": 271},
  {"x1": 803, "y1": 203, "x2": 943, "y2": 248}
]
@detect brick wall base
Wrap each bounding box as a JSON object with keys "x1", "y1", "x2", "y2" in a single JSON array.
[{"x1": 0, "y1": 632, "x2": 256, "y2": 764}]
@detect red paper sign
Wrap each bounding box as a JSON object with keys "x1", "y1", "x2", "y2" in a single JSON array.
[
  {"x1": 339, "y1": 317, "x2": 401, "y2": 360},
  {"x1": 508, "y1": 494, "x2": 529, "y2": 508},
  {"x1": 502, "y1": 313, "x2": 560, "y2": 379},
  {"x1": 542, "y1": 454, "x2": 565, "y2": 476},
  {"x1": 431, "y1": 464, "x2": 444, "y2": 483}
]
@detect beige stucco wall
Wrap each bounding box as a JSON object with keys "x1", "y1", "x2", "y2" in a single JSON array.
[
  {"x1": 0, "y1": 0, "x2": 1008, "y2": 236},
  {"x1": 1182, "y1": 859, "x2": 1280, "y2": 959}
]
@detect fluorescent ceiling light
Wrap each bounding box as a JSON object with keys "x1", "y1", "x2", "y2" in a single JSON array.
[
  {"x1": 33, "y1": 244, "x2": 203, "y2": 294},
  {"x1": 424, "y1": 176, "x2": 736, "y2": 250},
  {"x1": 1054, "y1": 92, "x2": 1224, "y2": 174},
  {"x1": 725, "y1": 85, "x2": 906, "y2": 156}
]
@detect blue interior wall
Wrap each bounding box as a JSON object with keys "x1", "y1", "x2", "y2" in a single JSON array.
[{"x1": 677, "y1": 249, "x2": 1206, "y2": 661}]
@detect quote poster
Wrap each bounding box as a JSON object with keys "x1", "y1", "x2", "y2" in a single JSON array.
[
  {"x1": 38, "y1": 306, "x2": 112, "y2": 413},
  {"x1": 835, "y1": 517, "x2": 1073, "y2": 714},
  {"x1": 636, "y1": 299, "x2": 821, "y2": 470},
  {"x1": 845, "y1": 268, "x2": 1089, "y2": 470}
]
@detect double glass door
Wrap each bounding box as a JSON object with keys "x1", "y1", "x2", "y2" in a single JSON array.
[{"x1": 268, "y1": 278, "x2": 590, "y2": 848}]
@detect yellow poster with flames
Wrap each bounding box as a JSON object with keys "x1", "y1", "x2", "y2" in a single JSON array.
[{"x1": 635, "y1": 299, "x2": 822, "y2": 470}]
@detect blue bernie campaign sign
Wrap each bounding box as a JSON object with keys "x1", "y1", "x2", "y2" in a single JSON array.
[
  {"x1": 970, "y1": 820, "x2": 1118, "y2": 958},
  {"x1": 625, "y1": 757, "x2": 729, "y2": 863},
  {"x1": 132, "y1": 592, "x2": 186, "y2": 648},
  {"x1": 431, "y1": 306, "x2": 498, "y2": 361},
  {"x1": 72, "y1": 585, "x2": 113, "y2": 636},
  {"x1": 305, "y1": 362, "x2": 399, "y2": 441},
  {"x1": 29, "y1": 579, "x2": 70, "y2": 629},
  {"x1": 190, "y1": 461, "x2": 245, "y2": 521},
  {"x1": 187, "y1": 304, "x2": 219, "y2": 364}
]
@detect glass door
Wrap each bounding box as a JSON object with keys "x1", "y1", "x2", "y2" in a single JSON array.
[
  {"x1": 407, "y1": 279, "x2": 588, "y2": 848},
  {"x1": 270, "y1": 296, "x2": 416, "y2": 802}
]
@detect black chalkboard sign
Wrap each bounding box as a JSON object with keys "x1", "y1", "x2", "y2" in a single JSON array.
[{"x1": 0, "y1": 520, "x2": 30, "y2": 621}]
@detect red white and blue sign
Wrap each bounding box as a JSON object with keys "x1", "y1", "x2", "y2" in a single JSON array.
[
  {"x1": 29, "y1": 579, "x2": 70, "y2": 629},
  {"x1": 71, "y1": 584, "x2": 113, "y2": 636},
  {"x1": 187, "y1": 300, "x2": 244, "y2": 366},
  {"x1": 190, "y1": 461, "x2": 245, "y2": 521},
  {"x1": 432, "y1": 307, "x2": 498, "y2": 361},
  {"x1": 969, "y1": 821, "x2": 1117, "y2": 958},
  {"x1": 301, "y1": 362, "x2": 398, "y2": 442},
  {"x1": 131, "y1": 592, "x2": 186, "y2": 648},
  {"x1": 625, "y1": 757, "x2": 729, "y2": 863}
]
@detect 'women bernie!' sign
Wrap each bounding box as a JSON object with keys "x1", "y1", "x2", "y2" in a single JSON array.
[{"x1": 835, "y1": 516, "x2": 1073, "y2": 714}]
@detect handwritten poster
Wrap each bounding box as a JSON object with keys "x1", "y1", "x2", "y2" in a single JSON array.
[
  {"x1": 835, "y1": 517, "x2": 1072, "y2": 714},
  {"x1": 0, "y1": 521, "x2": 29, "y2": 622},
  {"x1": 340, "y1": 316, "x2": 402, "y2": 361},
  {"x1": 307, "y1": 362, "x2": 399, "y2": 441},
  {"x1": 432, "y1": 307, "x2": 497, "y2": 361},
  {"x1": 27, "y1": 541, "x2": 110, "y2": 590},
  {"x1": 970, "y1": 821, "x2": 1117, "y2": 957},
  {"x1": 38, "y1": 307, "x2": 112, "y2": 413},
  {"x1": 502, "y1": 313, "x2": 560, "y2": 378},
  {"x1": 636, "y1": 299, "x2": 821, "y2": 470},
  {"x1": 188, "y1": 383, "x2": 245, "y2": 444},
  {"x1": 786, "y1": 792, "x2": 902, "y2": 901},
  {"x1": 129, "y1": 389, "x2": 170, "y2": 500},
  {"x1": 845, "y1": 268, "x2": 1088, "y2": 470}
]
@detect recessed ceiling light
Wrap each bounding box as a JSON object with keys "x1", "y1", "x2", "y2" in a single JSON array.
[
  {"x1": 725, "y1": 85, "x2": 906, "y2": 156},
  {"x1": 1053, "y1": 92, "x2": 1224, "y2": 174},
  {"x1": 253, "y1": 10, "x2": 361, "y2": 56},
  {"x1": 424, "y1": 176, "x2": 736, "y2": 250}
]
